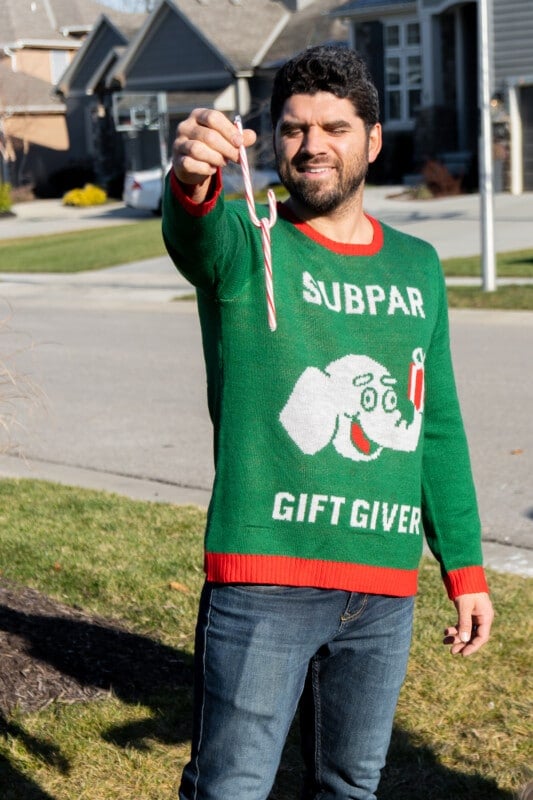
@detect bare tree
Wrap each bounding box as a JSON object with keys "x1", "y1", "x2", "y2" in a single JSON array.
[{"x1": 0, "y1": 321, "x2": 36, "y2": 454}]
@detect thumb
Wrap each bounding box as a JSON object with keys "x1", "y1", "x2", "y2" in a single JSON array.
[{"x1": 455, "y1": 597, "x2": 474, "y2": 643}]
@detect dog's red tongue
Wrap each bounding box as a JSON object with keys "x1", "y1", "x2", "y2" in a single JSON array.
[{"x1": 351, "y1": 423, "x2": 371, "y2": 455}]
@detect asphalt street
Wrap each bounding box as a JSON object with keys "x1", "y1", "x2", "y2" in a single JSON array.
[{"x1": 0, "y1": 190, "x2": 531, "y2": 579}]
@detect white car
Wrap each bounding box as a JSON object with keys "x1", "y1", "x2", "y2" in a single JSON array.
[
  {"x1": 123, "y1": 163, "x2": 279, "y2": 214},
  {"x1": 123, "y1": 164, "x2": 168, "y2": 214}
]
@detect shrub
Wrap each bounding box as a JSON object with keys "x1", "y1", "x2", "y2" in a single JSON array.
[
  {"x1": 0, "y1": 182, "x2": 12, "y2": 214},
  {"x1": 63, "y1": 183, "x2": 107, "y2": 207},
  {"x1": 422, "y1": 159, "x2": 462, "y2": 197}
]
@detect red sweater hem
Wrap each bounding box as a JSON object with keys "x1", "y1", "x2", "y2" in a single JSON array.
[{"x1": 205, "y1": 552, "x2": 419, "y2": 597}]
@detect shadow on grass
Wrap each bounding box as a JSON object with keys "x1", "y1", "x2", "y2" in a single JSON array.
[
  {"x1": 0, "y1": 597, "x2": 194, "y2": 794},
  {"x1": 378, "y1": 726, "x2": 515, "y2": 799},
  {"x1": 0, "y1": 599, "x2": 517, "y2": 800},
  {"x1": 0, "y1": 605, "x2": 193, "y2": 711},
  {"x1": 0, "y1": 755, "x2": 57, "y2": 800},
  {"x1": 0, "y1": 714, "x2": 68, "y2": 800},
  {"x1": 268, "y1": 718, "x2": 515, "y2": 800}
]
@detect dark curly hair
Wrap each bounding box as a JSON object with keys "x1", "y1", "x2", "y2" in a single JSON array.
[{"x1": 270, "y1": 45, "x2": 380, "y2": 130}]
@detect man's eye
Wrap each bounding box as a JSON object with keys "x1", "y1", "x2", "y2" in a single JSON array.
[{"x1": 283, "y1": 128, "x2": 301, "y2": 137}]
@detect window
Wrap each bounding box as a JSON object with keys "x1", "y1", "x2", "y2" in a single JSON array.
[
  {"x1": 50, "y1": 50, "x2": 70, "y2": 84},
  {"x1": 384, "y1": 20, "x2": 422, "y2": 126},
  {"x1": 385, "y1": 25, "x2": 400, "y2": 47}
]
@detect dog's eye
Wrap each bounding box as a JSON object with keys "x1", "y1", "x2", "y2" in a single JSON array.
[
  {"x1": 382, "y1": 389, "x2": 397, "y2": 413},
  {"x1": 361, "y1": 387, "x2": 377, "y2": 412}
]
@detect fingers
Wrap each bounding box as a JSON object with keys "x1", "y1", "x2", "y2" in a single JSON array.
[
  {"x1": 443, "y1": 621, "x2": 489, "y2": 656},
  {"x1": 172, "y1": 108, "x2": 256, "y2": 186},
  {"x1": 443, "y1": 592, "x2": 494, "y2": 657}
]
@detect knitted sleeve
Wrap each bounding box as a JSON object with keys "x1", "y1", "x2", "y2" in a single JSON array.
[
  {"x1": 161, "y1": 169, "x2": 255, "y2": 299},
  {"x1": 421, "y1": 270, "x2": 489, "y2": 599}
]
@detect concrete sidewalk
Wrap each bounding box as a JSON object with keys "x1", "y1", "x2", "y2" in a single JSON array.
[
  {"x1": 2, "y1": 188, "x2": 533, "y2": 260},
  {"x1": 1, "y1": 190, "x2": 533, "y2": 308},
  {"x1": 0, "y1": 186, "x2": 533, "y2": 258}
]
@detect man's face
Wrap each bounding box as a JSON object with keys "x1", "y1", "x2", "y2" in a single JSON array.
[{"x1": 274, "y1": 92, "x2": 381, "y2": 215}]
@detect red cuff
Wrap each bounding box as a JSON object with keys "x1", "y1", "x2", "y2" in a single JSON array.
[
  {"x1": 169, "y1": 168, "x2": 222, "y2": 217},
  {"x1": 444, "y1": 565, "x2": 489, "y2": 600}
]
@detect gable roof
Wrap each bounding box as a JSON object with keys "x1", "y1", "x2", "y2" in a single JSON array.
[
  {"x1": 0, "y1": 60, "x2": 64, "y2": 111},
  {"x1": 105, "y1": 0, "x2": 349, "y2": 91},
  {"x1": 56, "y1": 14, "x2": 129, "y2": 96},
  {"x1": 261, "y1": 0, "x2": 349, "y2": 67},
  {"x1": 170, "y1": 0, "x2": 349, "y2": 70},
  {"x1": 0, "y1": 0, "x2": 145, "y2": 46},
  {"x1": 111, "y1": 0, "x2": 292, "y2": 78}
]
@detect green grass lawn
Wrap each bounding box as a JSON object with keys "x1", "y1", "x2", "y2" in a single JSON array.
[
  {"x1": 442, "y1": 249, "x2": 533, "y2": 278},
  {"x1": 0, "y1": 219, "x2": 165, "y2": 273},
  {"x1": 1, "y1": 217, "x2": 533, "y2": 309},
  {"x1": 446, "y1": 284, "x2": 533, "y2": 309},
  {"x1": 0, "y1": 479, "x2": 531, "y2": 800}
]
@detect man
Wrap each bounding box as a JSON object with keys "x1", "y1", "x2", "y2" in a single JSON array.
[{"x1": 162, "y1": 45, "x2": 494, "y2": 800}]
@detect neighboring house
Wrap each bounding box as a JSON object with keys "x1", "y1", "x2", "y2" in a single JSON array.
[
  {"x1": 3, "y1": 0, "x2": 531, "y2": 195},
  {"x1": 55, "y1": 0, "x2": 349, "y2": 189},
  {"x1": 332, "y1": 0, "x2": 533, "y2": 192},
  {"x1": 0, "y1": 0, "x2": 145, "y2": 194},
  {"x1": 492, "y1": 0, "x2": 533, "y2": 193}
]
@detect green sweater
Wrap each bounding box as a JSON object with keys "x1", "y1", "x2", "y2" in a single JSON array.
[{"x1": 163, "y1": 171, "x2": 488, "y2": 600}]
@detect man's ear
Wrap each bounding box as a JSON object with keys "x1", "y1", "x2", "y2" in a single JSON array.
[{"x1": 368, "y1": 123, "x2": 382, "y2": 164}]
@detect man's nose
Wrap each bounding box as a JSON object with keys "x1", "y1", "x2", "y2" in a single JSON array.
[{"x1": 301, "y1": 126, "x2": 327, "y2": 155}]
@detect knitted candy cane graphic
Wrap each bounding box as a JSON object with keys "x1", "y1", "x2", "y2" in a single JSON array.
[
  {"x1": 408, "y1": 348, "x2": 425, "y2": 411},
  {"x1": 234, "y1": 115, "x2": 278, "y2": 332}
]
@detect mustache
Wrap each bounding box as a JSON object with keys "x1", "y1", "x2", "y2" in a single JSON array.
[{"x1": 291, "y1": 155, "x2": 336, "y2": 170}]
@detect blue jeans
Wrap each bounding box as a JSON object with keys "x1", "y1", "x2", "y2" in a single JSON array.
[{"x1": 179, "y1": 583, "x2": 414, "y2": 800}]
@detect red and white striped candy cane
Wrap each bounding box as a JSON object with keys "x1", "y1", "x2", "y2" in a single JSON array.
[
  {"x1": 408, "y1": 348, "x2": 425, "y2": 411},
  {"x1": 234, "y1": 115, "x2": 278, "y2": 332}
]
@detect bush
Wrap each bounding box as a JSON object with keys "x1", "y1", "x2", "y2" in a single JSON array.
[
  {"x1": 422, "y1": 159, "x2": 462, "y2": 197},
  {"x1": 0, "y1": 182, "x2": 12, "y2": 214},
  {"x1": 62, "y1": 183, "x2": 107, "y2": 207}
]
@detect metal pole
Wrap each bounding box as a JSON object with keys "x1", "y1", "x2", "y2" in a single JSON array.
[
  {"x1": 478, "y1": 0, "x2": 496, "y2": 291},
  {"x1": 157, "y1": 92, "x2": 169, "y2": 171}
]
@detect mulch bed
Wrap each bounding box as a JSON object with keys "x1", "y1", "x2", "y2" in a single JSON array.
[{"x1": 0, "y1": 577, "x2": 192, "y2": 716}]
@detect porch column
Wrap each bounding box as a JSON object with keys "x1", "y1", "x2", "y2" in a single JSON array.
[
  {"x1": 419, "y1": 10, "x2": 436, "y2": 107},
  {"x1": 507, "y1": 82, "x2": 523, "y2": 195},
  {"x1": 235, "y1": 74, "x2": 252, "y2": 118}
]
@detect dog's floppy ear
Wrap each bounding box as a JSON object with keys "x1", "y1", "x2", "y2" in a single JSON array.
[{"x1": 279, "y1": 367, "x2": 338, "y2": 454}]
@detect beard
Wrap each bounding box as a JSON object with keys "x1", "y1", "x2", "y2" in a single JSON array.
[{"x1": 275, "y1": 151, "x2": 369, "y2": 215}]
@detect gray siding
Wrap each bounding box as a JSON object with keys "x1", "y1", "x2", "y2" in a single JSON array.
[
  {"x1": 125, "y1": 11, "x2": 229, "y2": 91},
  {"x1": 70, "y1": 26, "x2": 127, "y2": 92},
  {"x1": 493, "y1": 0, "x2": 533, "y2": 88}
]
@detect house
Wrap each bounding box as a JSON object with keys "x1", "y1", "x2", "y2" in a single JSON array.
[
  {"x1": 0, "y1": 0, "x2": 145, "y2": 194},
  {"x1": 331, "y1": 0, "x2": 533, "y2": 192},
  {"x1": 55, "y1": 0, "x2": 349, "y2": 191}
]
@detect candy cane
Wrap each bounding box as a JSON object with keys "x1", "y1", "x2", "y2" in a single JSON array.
[
  {"x1": 234, "y1": 115, "x2": 278, "y2": 332},
  {"x1": 408, "y1": 348, "x2": 425, "y2": 411}
]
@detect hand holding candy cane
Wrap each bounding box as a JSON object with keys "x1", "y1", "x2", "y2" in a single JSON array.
[{"x1": 172, "y1": 108, "x2": 256, "y2": 203}]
